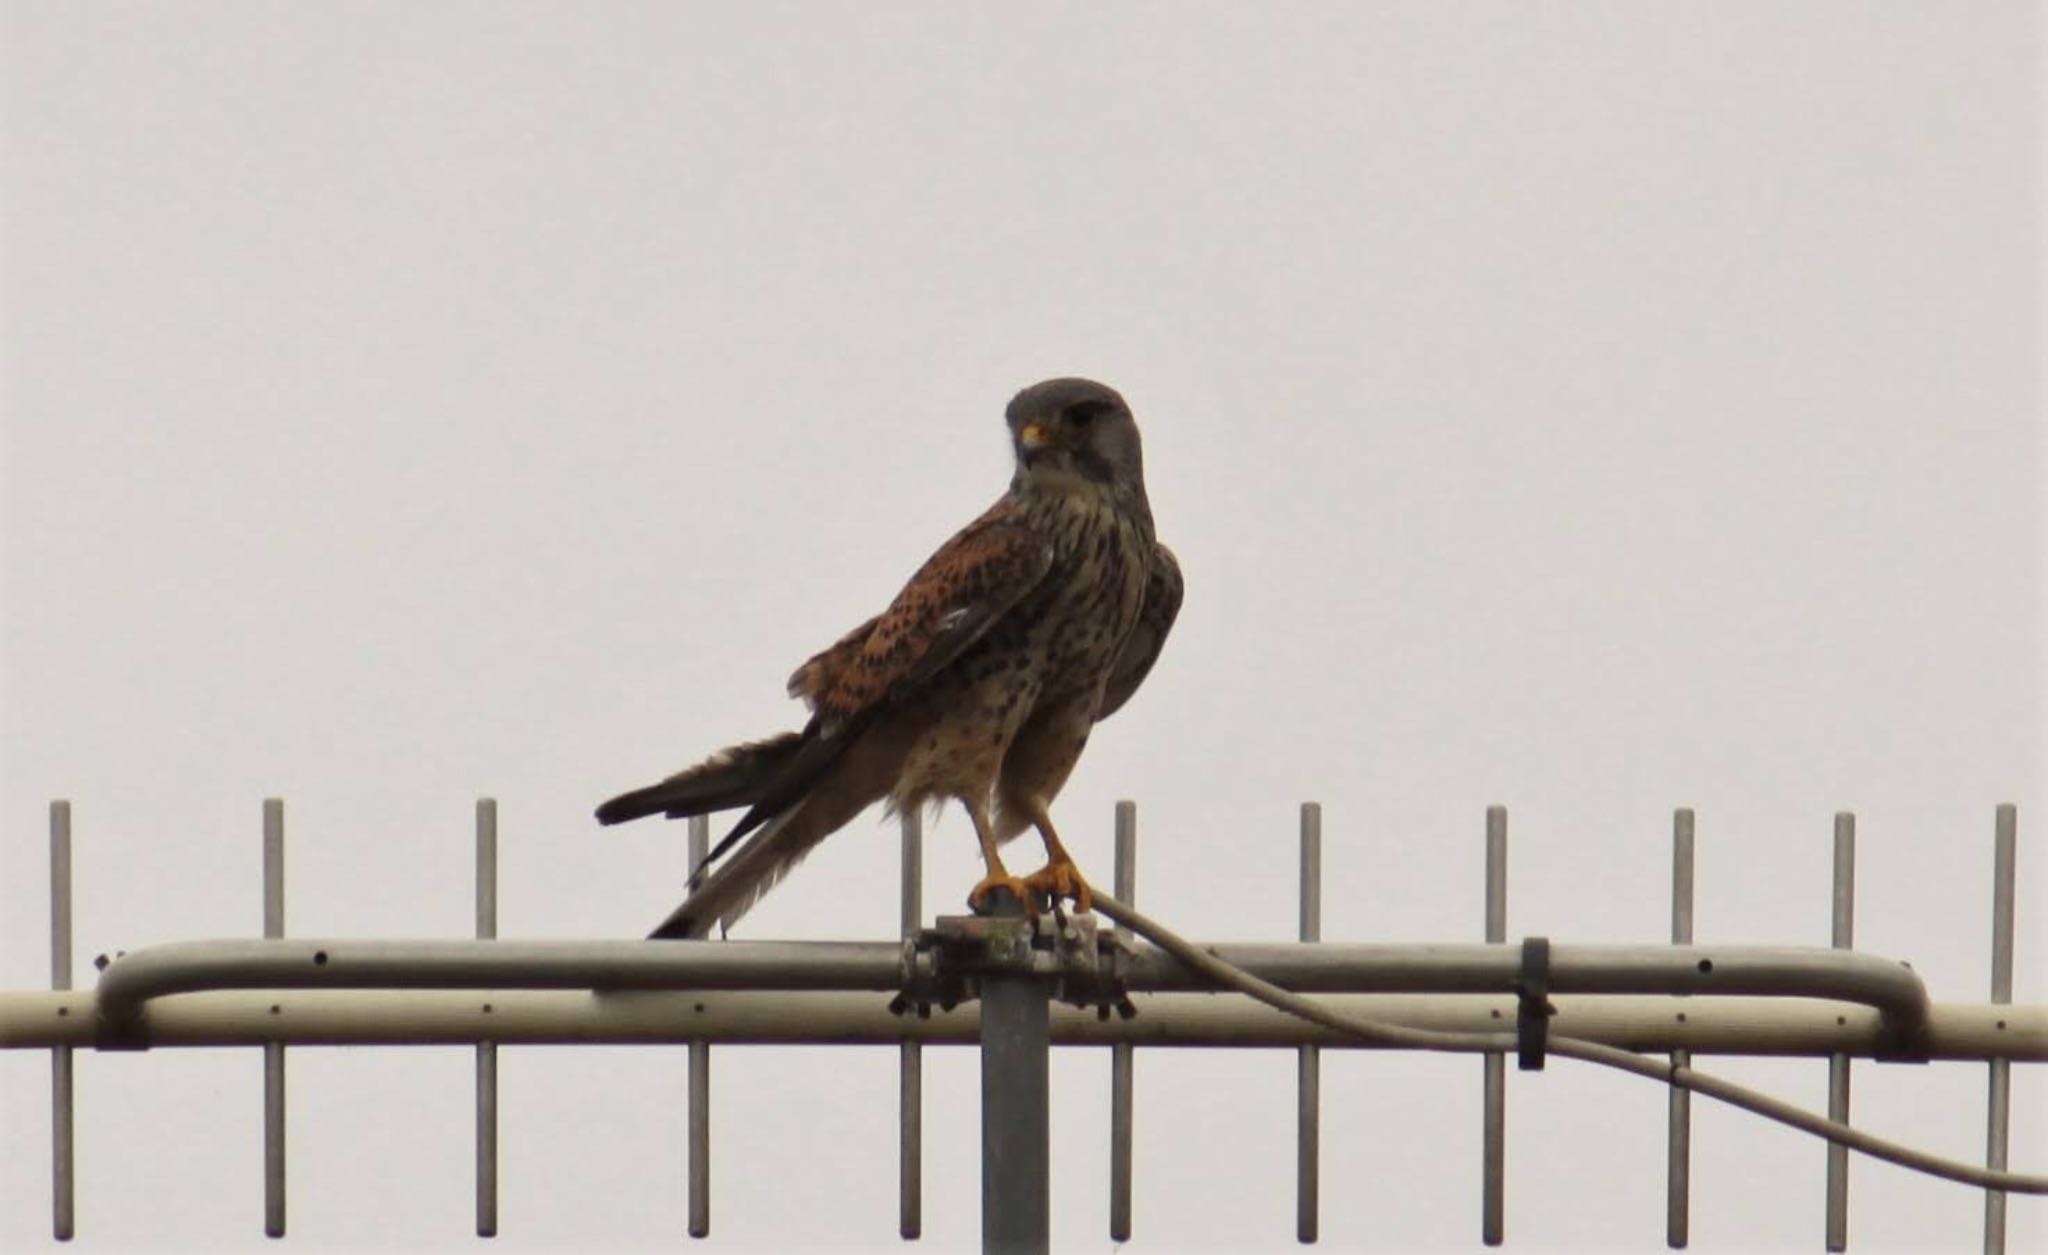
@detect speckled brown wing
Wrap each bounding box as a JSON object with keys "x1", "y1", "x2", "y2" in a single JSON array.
[
  {"x1": 683, "y1": 506, "x2": 1058, "y2": 874},
  {"x1": 1095, "y1": 542, "x2": 1183, "y2": 721},
  {"x1": 802, "y1": 508, "x2": 1057, "y2": 728},
  {"x1": 786, "y1": 614, "x2": 881, "y2": 709}
]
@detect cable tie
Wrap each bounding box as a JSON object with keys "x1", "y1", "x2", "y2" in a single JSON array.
[{"x1": 1516, "y1": 935, "x2": 1554, "y2": 1071}]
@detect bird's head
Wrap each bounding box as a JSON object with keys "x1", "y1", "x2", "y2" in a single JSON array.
[{"x1": 1005, "y1": 377, "x2": 1144, "y2": 490}]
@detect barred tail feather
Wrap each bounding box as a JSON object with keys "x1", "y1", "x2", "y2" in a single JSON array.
[
  {"x1": 614, "y1": 714, "x2": 889, "y2": 938},
  {"x1": 647, "y1": 799, "x2": 834, "y2": 939},
  {"x1": 594, "y1": 732, "x2": 805, "y2": 826}
]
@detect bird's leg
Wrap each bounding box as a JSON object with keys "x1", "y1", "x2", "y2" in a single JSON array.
[
  {"x1": 962, "y1": 798, "x2": 1037, "y2": 916},
  {"x1": 1016, "y1": 797, "x2": 1094, "y2": 915}
]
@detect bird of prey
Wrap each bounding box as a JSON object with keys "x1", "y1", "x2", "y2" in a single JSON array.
[{"x1": 597, "y1": 377, "x2": 1182, "y2": 939}]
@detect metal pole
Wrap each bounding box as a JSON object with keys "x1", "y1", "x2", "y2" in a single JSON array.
[
  {"x1": 1298, "y1": 802, "x2": 1322, "y2": 1244},
  {"x1": 262, "y1": 798, "x2": 286, "y2": 1238},
  {"x1": 980, "y1": 897, "x2": 1049, "y2": 1255},
  {"x1": 89, "y1": 937, "x2": 1937, "y2": 1027},
  {"x1": 688, "y1": 815, "x2": 711, "y2": 1239},
  {"x1": 50, "y1": 801, "x2": 74, "y2": 1242},
  {"x1": 1984, "y1": 803, "x2": 2016, "y2": 1255},
  {"x1": 474, "y1": 799, "x2": 498, "y2": 1238},
  {"x1": 1826, "y1": 812, "x2": 1854, "y2": 1252},
  {"x1": 1667, "y1": 808, "x2": 1695, "y2": 1249},
  {"x1": 900, "y1": 809, "x2": 924, "y2": 1240},
  {"x1": 10, "y1": 988, "x2": 2034, "y2": 1055},
  {"x1": 1482, "y1": 805, "x2": 1507, "y2": 1246},
  {"x1": 1110, "y1": 801, "x2": 1136, "y2": 1242}
]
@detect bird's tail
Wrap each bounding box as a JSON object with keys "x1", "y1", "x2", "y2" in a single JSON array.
[
  {"x1": 594, "y1": 733, "x2": 807, "y2": 826},
  {"x1": 644, "y1": 794, "x2": 847, "y2": 939},
  {"x1": 600, "y1": 717, "x2": 884, "y2": 939}
]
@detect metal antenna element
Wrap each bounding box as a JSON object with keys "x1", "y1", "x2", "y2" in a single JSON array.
[
  {"x1": 262, "y1": 798, "x2": 286, "y2": 1239},
  {"x1": 1086, "y1": 891, "x2": 2046, "y2": 1193},
  {"x1": 1298, "y1": 802, "x2": 1323, "y2": 1244},
  {"x1": 1985, "y1": 803, "x2": 2018, "y2": 1255},
  {"x1": 900, "y1": 808, "x2": 924, "y2": 1240},
  {"x1": 475, "y1": 799, "x2": 499, "y2": 1238},
  {"x1": 1826, "y1": 812, "x2": 1856, "y2": 1252},
  {"x1": 1668, "y1": 808, "x2": 1696, "y2": 1249},
  {"x1": 1110, "y1": 800, "x2": 1136, "y2": 1242},
  {"x1": 688, "y1": 814, "x2": 711, "y2": 1240},
  {"x1": 49, "y1": 801, "x2": 74, "y2": 1243},
  {"x1": 1482, "y1": 804, "x2": 1507, "y2": 1246},
  {"x1": 8, "y1": 797, "x2": 2043, "y2": 1253}
]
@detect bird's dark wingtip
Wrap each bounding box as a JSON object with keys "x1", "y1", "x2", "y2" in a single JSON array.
[{"x1": 595, "y1": 781, "x2": 676, "y2": 826}]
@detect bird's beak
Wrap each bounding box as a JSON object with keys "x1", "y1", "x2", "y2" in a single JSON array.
[{"x1": 1018, "y1": 421, "x2": 1050, "y2": 451}]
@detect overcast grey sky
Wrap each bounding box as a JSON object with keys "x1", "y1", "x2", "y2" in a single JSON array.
[{"x1": 2, "y1": 3, "x2": 2042, "y2": 1251}]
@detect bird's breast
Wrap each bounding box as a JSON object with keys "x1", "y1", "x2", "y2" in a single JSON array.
[
  {"x1": 886, "y1": 495, "x2": 1148, "y2": 806},
  {"x1": 1013, "y1": 496, "x2": 1150, "y2": 688}
]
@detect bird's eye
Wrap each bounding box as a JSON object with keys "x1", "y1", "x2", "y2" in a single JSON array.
[{"x1": 1067, "y1": 405, "x2": 1097, "y2": 428}]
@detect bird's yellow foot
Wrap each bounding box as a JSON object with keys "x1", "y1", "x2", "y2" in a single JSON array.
[
  {"x1": 1021, "y1": 858, "x2": 1094, "y2": 914},
  {"x1": 967, "y1": 872, "x2": 1040, "y2": 916}
]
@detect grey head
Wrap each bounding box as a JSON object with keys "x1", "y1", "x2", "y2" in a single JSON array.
[{"x1": 1004, "y1": 377, "x2": 1146, "y2": 493}]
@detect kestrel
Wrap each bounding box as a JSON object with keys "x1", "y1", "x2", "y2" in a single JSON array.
[{"x1": 597, "y1": 377, "x2": 1182, "y2": 939}]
